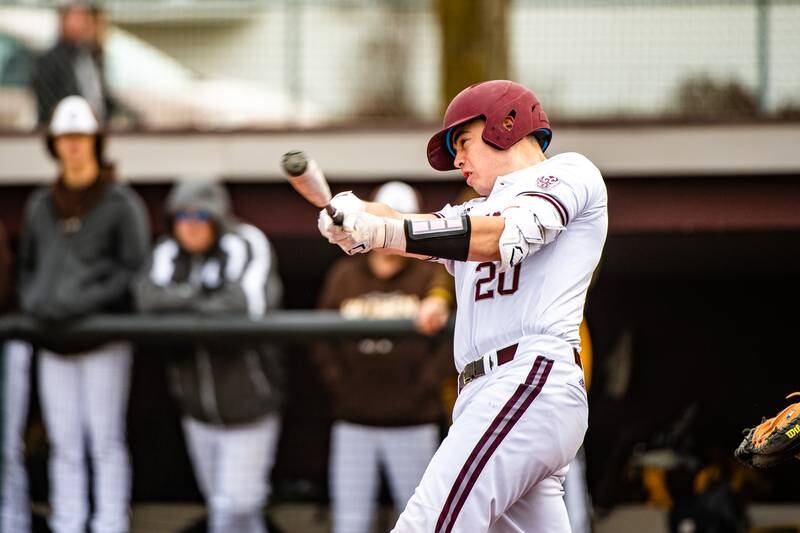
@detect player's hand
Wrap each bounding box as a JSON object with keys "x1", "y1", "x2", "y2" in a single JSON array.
[
  {"x1": 341, "y1": 211, "x2": 388, "y2": 255},
  {"x1": 318, "y1": 210, "x2": 385, "y2": 255},
  {"x1": 318, "y1": 209, "x2": 362, "y2": 253},
  {"x1": 318, "y1": 209, "x2": 350, "y2": 244},
  {"x1": 415, "y1": 294, "x2": 451, "y2": 336},
  {"x1": 329, "y1": 191, "x2": 365, "y2": 229}
]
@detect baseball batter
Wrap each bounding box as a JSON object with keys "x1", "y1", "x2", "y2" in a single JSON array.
[{"x1": 318, "y1": 80, "x2": 607, "y2": 532}]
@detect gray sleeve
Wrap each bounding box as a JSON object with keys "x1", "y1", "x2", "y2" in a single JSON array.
[
  {"x1": 17, "y1": 191, "x2": 44, "y2": 313},
  {"x1": 134, "y1": 239, "x2": 199, "y2": 313},
  {"x1": 119, "y1": 190, "x2": 151, "y2": 274},
  {"x1": 73, "y1": 189, "x2": 151, "y2": 314},
  {"x1": 0, "y1": 223, "x2": 10, "y2": 311},
  {"x1": 191, "y1": 280, "x2": 248, "y2": 315}
]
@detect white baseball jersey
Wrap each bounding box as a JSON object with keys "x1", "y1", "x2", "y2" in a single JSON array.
[{"x1": 436, "y1": 152, "x2": 607, "y2": 372}]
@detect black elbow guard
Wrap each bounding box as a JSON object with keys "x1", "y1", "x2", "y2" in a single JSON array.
[{"x1": 404, "y1": 216, "x2": 471, "y2": 261}]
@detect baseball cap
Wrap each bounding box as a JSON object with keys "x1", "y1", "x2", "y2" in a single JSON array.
[
  {"x1": 373, "y1": 181, "x2": 420, "y2": 214},
  {"x1": 49, "y1": 96, "x2": 99, "y2": 137}
]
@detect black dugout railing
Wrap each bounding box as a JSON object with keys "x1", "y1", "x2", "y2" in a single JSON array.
[{"x1": 0, "y1": 312, "x2": 454, "y2": 344}]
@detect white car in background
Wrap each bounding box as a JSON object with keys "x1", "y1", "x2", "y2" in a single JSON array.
[{"x1": 0, "y1": 7, "x2": 319, "y2": 130}]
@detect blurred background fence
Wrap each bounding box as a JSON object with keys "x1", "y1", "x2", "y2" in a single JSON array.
[{"x1": 0, "y1": 0, "x2": 799, "y2": 130}]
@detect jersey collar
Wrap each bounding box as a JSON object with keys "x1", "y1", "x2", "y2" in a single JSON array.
[{"x1": 489, "y1": 158, "x2": 550, "y2": 197}]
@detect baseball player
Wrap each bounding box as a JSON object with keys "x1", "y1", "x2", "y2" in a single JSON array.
[
  {"x1": 318, "y1": 80, "x2": 607, "y2": 532},
  {"x1": 19, "y1": 96, "x2": 149, "y2": 533}
]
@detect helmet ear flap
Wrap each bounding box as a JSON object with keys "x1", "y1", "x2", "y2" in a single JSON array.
[{"x1": 483, "y1": 95, "x2": 532, "y2": 150}]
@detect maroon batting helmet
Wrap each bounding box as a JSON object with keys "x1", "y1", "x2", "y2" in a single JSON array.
[{"x1": 427, "y1": 80, "x2": 551, "y2": 171}]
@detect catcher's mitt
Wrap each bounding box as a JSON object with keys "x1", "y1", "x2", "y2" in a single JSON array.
[{"x1": 735, "y1": 392, "x2": 800, "y2": 468}]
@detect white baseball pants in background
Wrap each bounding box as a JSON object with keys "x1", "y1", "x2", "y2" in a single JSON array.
[
  {"x1": 330, "y1": 421, "x2": 438, "y2": 533},
  {"x1": 39, "y1": 342, "x2": 132, "y2": 533},
  {"x1": 564, "y1": 446, "x2": 592, "y2": 533},
  {"x1": 2, "y1": 340, "x2": 33, "y2": 533},
  {"x1": 182, "y1": 414, "x2": 281, "y2": 533}
]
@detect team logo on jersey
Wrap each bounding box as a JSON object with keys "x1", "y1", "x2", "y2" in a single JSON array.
[{"x1": 537, "y1": 175, "x2": 559, "y2": 189}]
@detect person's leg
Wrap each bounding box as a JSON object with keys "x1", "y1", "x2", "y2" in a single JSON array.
[
  {"x1": 1, "y1": 340, "x2": 32, "y2": 533},
  {"x1": 380, "y1": 424, "x2": 439, "y2": 514},
  {"x1": 393, "y1": 356, "x2": 587, "y2": 533},
  {"x1": 83, "y1": 342, "x2": 133, "y2": 533},
  {"x1": 488, "y1": 469, "x2": 570, "y2": 533},
  {"x1": 564, "y1": 447, "x2": 592, "y2": 533},
  {"x1": 182, "y1": 416, "x2": 219, "y2": 500},
  {"x1": 209, "y1": 415, "x2": 281, "y2": 533},
  {"x1": 38, "y1": 350, "x2": 88, "y2": 533},
  {"x1": 331, "y1": 421, "x2": 380, "y2": 533}
]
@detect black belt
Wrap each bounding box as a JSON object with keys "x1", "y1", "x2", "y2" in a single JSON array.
[{"x1": 457, "y1": 344, "x2": 582, "y2": 392}]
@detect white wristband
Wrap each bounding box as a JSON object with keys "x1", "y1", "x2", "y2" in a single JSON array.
[{"x1": 382, "y1": 217, "x2": 407, "y2": 251}]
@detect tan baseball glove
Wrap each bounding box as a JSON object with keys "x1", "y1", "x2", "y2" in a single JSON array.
[{"x1": 735, "y1": 392, "x2": 800, "y2": 468}]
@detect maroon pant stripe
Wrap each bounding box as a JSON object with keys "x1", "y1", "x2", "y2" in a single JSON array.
[{"x1": 435, "y1": 356, "x2": 554, "y2": 533}]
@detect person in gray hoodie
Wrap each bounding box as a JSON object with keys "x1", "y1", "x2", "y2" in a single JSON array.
[
  {"x1": 18, "y1": 95, "x2": 150, "y2": 533},
  {"x1": 135, "y1": 180, "x2": 284, "y2": 533}
]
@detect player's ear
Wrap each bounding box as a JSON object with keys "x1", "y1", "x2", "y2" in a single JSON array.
[{"x1": 502, "y1": 113, "x2": 515, "y2": 131}]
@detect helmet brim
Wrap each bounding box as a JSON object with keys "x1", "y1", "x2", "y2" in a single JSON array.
[{"x1": 426, "y1": 115, "x2": 482, "y2": 171}]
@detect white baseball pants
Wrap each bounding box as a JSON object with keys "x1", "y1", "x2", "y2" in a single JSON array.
[
  {"x1": 393, "y1": 353, "x2": 588, "y2": 533},
  {"x1": 39, "y1": 342, "x2": 132, "y2": 533},
  {"x1": 182, "y1": 414, "x2": 281, "y2": 533},
  {"x1": 330, "y1": 421, "x2": 438, "y2": 533},
  {"x1": 2, "y1": 340, "x2": 33, "y2": 533},
  {"x1": 564, "y1": 446, "x2": 592, "y2": 533}
]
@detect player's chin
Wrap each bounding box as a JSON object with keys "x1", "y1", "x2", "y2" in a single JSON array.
[{"x1": 470, "y1": 181, "x2": 490, "y2": 196}]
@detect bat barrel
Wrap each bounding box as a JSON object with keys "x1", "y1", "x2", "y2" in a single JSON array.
[{"x1": 281, "y1": 150, "x2": 309, "y2": 177}]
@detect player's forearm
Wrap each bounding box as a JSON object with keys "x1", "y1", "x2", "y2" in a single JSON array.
[
  {"x1": 380, "y1": 215, "x2": 502, "y2": 261},
  {"x1": 466, "y1": 216, "x2": 504, "y2": 262}
]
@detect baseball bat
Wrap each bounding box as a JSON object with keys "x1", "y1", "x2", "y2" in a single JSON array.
[{"x1": 280, "y1": 150, "x2": 344, "y2": 225}]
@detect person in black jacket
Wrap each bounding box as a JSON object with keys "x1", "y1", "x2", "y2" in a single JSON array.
[
  {"x1": 18, "y1": 95, "x2": 150, "y2": 533},
  {"x1": 135, "y1": 180, "x2": 284, "y2": 533},
  {"x1": 32, "y1": 1, "x2": 116, "y2": 126}
]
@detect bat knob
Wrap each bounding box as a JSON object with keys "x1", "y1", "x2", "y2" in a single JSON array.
[
  {"x1": 282, "y1": 150, "x2": 309, "y2": 177},
  {"x1": 328, "y1": 206, "x2": 344, "y2": 226}
]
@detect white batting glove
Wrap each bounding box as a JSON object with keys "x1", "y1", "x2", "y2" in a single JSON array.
[
  {"x1": 348, "y1": 212, "x2": 406, "y2": 254},
  {"x1": 318, "y1": 209, "x2": 357, "y2": 247},
  {"x1": 329, "y1": 191, "x2": 365, "y2": 231},
  {"x1": 317, "y1": 191, "x2": 364, "y2": 249},
  {"x1": 318, "y1": 210, "x2": 405, "y2": 256}
]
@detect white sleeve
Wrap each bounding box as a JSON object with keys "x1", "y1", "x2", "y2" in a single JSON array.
[
  {"x1": 432, "y1": 196, "x2": 486, "y2": 219},
  {"x1": 149, "y1": 239, "x2": 179, "y2": 286},
  {"x1": 509, "y1": 153, "x2": 606, "y2": 225},
  {"x1": 220, "y1": 225, "x2": 272, "y2": 317},
  {"x1": 432, "y1": 202, "x2": 464, "y2": 219}
]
